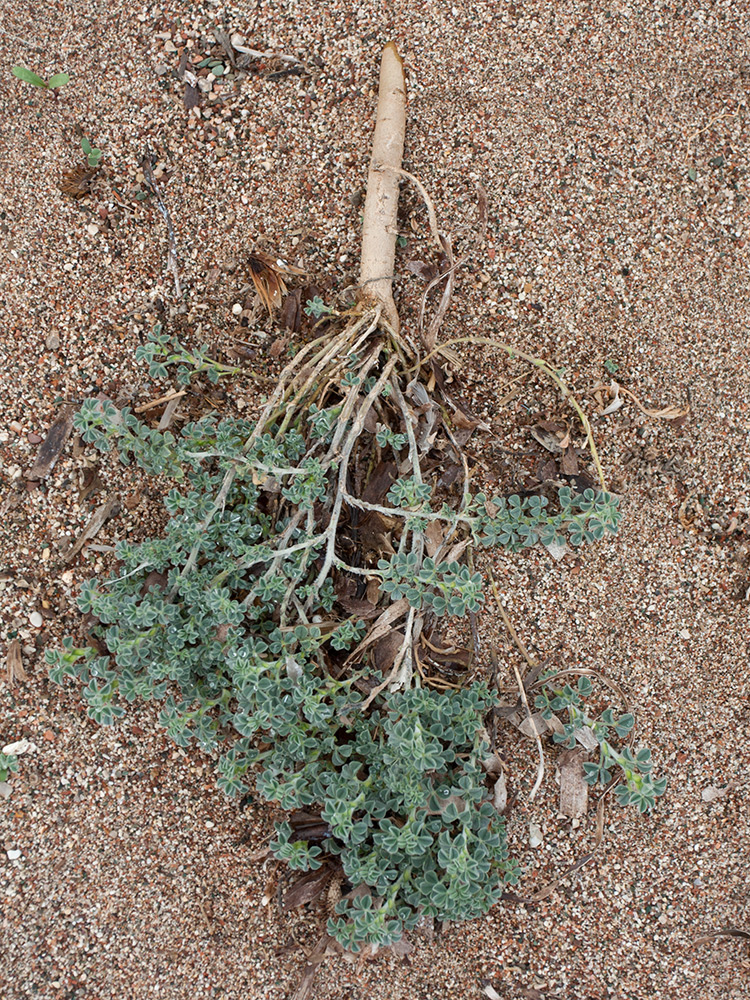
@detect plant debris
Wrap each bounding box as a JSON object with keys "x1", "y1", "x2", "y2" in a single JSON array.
[
  {"x1": 245, "y1": 250, "x2": 306, "y2": 316},
  {"x1": 26, "y1": 406, "x2": 74, "y2": 480},
  {"x1": 62, "y1": 495, "x2": 120, "y2": 563},
  {"x1": 558, "y1": 747, "x2": 589, "y2": 818},
  {"x1": 6, "y1": 640, "x2": 26, "y2": 687},
  {"x1": 60, "y1": 165, "x2": 100, "y2": 198}
]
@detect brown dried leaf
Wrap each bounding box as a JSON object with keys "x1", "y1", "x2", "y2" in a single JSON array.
[
  {"x1": 357, "y1": 510, "x2": 397, "y2": 559},
  {"x1": 282, "y1": 862, "x2": 336, "y2": 911},
  {"x1": 268, "y1": 336, "x2": 290, "y2": 358},
  {"x1": 27, "y1": 406, "x2": 74, "y2": 480},
  {"x1": 691, "y1": 927, "x2": 750, "y2": 948},
  {"x1": 140, "y1": 571, "x2": 169, "y2": 596},
  {"x1": 424, "y1": 519, "x2": 445, "y2": 557},
  {"x1": 183, "y1": 82, "x2": 201, "y2": 109},
  {"x1": 280, "y1": 288, "x2": 303, "y2": 332},
  {"x1": 336, "y1": 595, "x2": 380, "y2": 620},
  {"x1": 60, "y1": 165, "x2": 99, "y2": 198},
  {"x1": 507, "y1": 710, "x2": 549, "y2": 739},
  {"x1": 78, "y1": 467, "x2": 104, "y2": 503},
  {"x1": 362, "y1": 460, "x2": 397, "y2": 504},
  {"x1": 560, "y1": 445, "x2": 580, "y2": 476},
  {"x1": 6, "y1": 640, "x2": 26, "y2": 687},
  {"x1": 535, "y1": 457, "x2": 559, "y2": 483},
  {"x1": 558, "y1": 748, "x2": 588, "y2": 818},
  {"x1": 344, "y1": 597, "x2": 409, "y2": 667},
  {"x1": 247, "y1": 250, "x2": 306, "y2": 316},
  {"x1": 482, "y1": 753, "x2": 505, "y2": 780},
  {"x1": 289, "y1": 810, "x2": 331, "y2": 843},
  {"x1": 419, "y1": 636, "x2": 472, "y2": 671},
  {"x1": 374, "y1": 631, "x2": 405, "y2": 674},
  {"x1": 492, "y1": 771, "x2": 507, "y2": 813},
  {"x1": 530, "y1": 424, "x2": 564, "y2": 454},
  {"x1": 213, "y1": 27, "x2": 238, "y2": 69},
  {"x1": 291, "y1": 933, "x2": 337, "y2": 1000},
  {"x1": 406, "y1": 259, "x2": 438, "y2": 282},
  {"x1": 595, "y1": 795, "x2": 605, "y2": 846}
]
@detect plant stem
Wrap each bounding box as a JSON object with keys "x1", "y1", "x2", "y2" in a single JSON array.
[{"x1": 359, "y1": 42, "x2": 406, "y2": 333}]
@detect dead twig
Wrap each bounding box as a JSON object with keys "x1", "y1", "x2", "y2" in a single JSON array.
[
  {"x1": 134, "y1": 389, "x2": 186, "y2": 413},
  {"x1": 142, "y1": 148, "x2": 181, "y2": 297},
  {"x1": 511, "y1": 660, "x2": 545, "y2": 802},
  {"x1": 63, "y1": 496, "x2": 120, "y2": 563},
  {"x1": 489, "y1": 570, "x2": 538, "y2": 670}
]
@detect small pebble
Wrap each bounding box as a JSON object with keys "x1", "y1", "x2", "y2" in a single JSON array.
[
  {"x1": 7, "y1": 850, "x2": 22, "y2": 861},
  {"x1": 231, "y1": 303, "x2": 243, "y2": 315},
  {"x1": 86, "y1": 224, "x2": 99, "y2": 237},
  {"x1": 29, "y1": 611, "x2": 43, "y2": 628}
]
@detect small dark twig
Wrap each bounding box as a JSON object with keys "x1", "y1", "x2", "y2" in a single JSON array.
[{"x1": 142, "y1": 148, "x2": 181, "y2": 297}]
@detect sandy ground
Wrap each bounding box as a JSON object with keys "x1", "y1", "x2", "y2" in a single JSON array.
[{"x1": 1, "y1": 1, "x2": 749, "y2": 998}]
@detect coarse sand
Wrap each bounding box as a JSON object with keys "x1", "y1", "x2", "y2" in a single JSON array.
[{"x1": 1, "y1": 2, "x2": 748, "y2": 998}]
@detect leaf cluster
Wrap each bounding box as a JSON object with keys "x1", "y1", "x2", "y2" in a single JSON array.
[
  {"x1": 12, "y1": 66, "x2": 70, "y2": 90},
  {"x1": 535, "y1": 675, "x2": 667, "y2": 812},
  {"x1": 135, "y1": 323, "x2": 240, "y2": 385},
  {"x1": 0, "y1": 753, "x2": 19, "y2": 784}
]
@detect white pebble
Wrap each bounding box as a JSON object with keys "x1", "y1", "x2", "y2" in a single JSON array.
[
  {"x1": 2, "y1": 739, "x2": 37, "y2": 756},
  {"x1": 231, "y1": 303, "x2": 243, "y2": 315},
  {"x1": 29, "y1": 611, "x2": 43, "y2": 628},
  {"x1": 6, "y1": 850, "x2": 21, "y2": 861}
]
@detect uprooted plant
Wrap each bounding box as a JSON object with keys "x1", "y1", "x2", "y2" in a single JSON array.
[{"x1": 48, "y1": 44, "x2": 658, "y2": 957}]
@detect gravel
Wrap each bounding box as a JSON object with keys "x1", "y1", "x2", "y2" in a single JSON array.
[{"x1": 1, "y1": 2, "x2": 749, "y2": 998}]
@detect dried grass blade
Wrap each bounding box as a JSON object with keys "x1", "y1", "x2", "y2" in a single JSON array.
[
  {"x1": 690, "y1": 927, "x2": 750, "y2": 948},
  {"x1": 529, "y1": 852, "x2": 595, "y2": 902},
  {"x1": 616, "y1": 382, "x2": 690, "y2": 419},
  {"x1": 422, "y1": 234, "x2": 455, "y2": 351}
]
